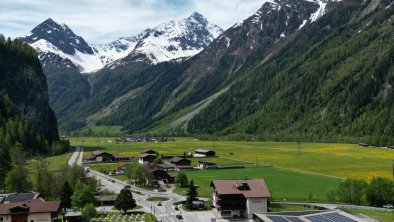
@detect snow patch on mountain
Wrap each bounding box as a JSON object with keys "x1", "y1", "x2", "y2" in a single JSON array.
[
  {"x1": 31, "y1": 39, "x2": 104, "y2": 72},
  {"x1": 306, "y1": 0, "x2": 342, "y2": 22}
]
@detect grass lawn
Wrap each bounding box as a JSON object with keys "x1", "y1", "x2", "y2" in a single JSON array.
[
  {"x1": 174, "y1": 166, "x2": 341, "y2": 202},
  {"x1": 70, "y1": 137, "x2": 394, "y2": 180},
  {"x1": 87, "y1": 163, "x2": 128, "y2": 173},
  {"x1": 344, "y1": 208, "x2": 394, "y2": 222},
  {"x1": 146, "y1": 196, "x2": 169, "y2": 202}
]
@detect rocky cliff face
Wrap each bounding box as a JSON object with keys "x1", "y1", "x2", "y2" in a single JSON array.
[{"x1": 0, "y1": 38, "x2": 59, "y2": 143}]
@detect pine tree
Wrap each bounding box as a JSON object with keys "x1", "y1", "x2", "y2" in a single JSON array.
[
  {"x1": 115, "y1": 187, "x2": 136, "y2": 214},
  {"x1": 185, "y1": 179, "x2": 198, "y2": 210},
  {"x1": 60, "y1": 181, "x2": 73, "y2": 211}
]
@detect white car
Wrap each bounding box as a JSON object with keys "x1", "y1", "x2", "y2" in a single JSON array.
[{"x1": 383, "y1": 204, "x2": 393, "y2": 209}]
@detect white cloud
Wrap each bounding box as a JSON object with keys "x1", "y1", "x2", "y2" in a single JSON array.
[{"x1": 0, "y1": 0, "x2": 267, "y2": 43}]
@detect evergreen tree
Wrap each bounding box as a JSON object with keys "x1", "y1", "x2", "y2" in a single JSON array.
[
  {"x1": 60, "y1": 181, "x2": 73, "y2": 210},
  {"x1": 185, "y1": 179, "x2": 198, "y2": 210},
  {"x1": 115, "y1": 187, "x2": 136, "y2": 214}
]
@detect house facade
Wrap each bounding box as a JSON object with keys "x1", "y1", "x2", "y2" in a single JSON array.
[
  {"x1": 211, "y1": 179, "x2": 271, "y2": 219},
  {"x1": 138, "y1": 154, "x2": 157, "y2": 164},
  {"x1": 0, "y1": 199, "x2": 60, "y2": 222},
  {"x1": 83, "y1": 150, "x2": 133, "y2": 163}
]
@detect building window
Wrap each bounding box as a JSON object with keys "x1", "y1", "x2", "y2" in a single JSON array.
[
  {"x1": 31, "y1": 220, "x2": 34, "y2": 222},
  {"x1": 0, "y1": 217, "x2": 3, "y2": 221}
]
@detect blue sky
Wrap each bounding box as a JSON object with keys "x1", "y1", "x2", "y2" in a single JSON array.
[{"x1": 0, "y1": 0, "x2": 267, "y2": 43}]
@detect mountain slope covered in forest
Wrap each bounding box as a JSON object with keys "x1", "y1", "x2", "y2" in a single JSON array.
[{"x1": 187, "y1": 0, "x2": 394, "y2": 144}]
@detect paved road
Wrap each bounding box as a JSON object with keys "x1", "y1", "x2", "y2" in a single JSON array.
[
  {"x1": 272, "y1": 201, "x2": 394, "y2": 212},
  {"x1": 87, "y1": 168, "x2": 195, "y2": 222},
  {"x1": 68, "y1": 146, "x2": 82, "y2": 166}
]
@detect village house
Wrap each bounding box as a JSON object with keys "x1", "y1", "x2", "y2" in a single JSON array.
[
  {"x1": 138, "y1": 154, "x2": 157, "y2": 165},
  {"x1": 170, "y1": 157, "x2": 191, "y2": 166},
  {"x1": 0, "y1": 198, "x2": 60, "y2": 222},
  {"x1": 143, "y1": 164, "x2": 174, "y2": 185},
  {"x1": 211, "y1": 179, "x2": 271, "y2": 219},
  {"x1": 198, "y1": 160, "x2": 218, "y2": 169},
  {"x1": 193, "y1": 149, "x2": 216, "y2": 157},
  {"x1": 154, "y1": 163, "x2": 176, "y2": 172},
  {"x1": 83, "y1": 150, "x2": 133, "y2": 163}
]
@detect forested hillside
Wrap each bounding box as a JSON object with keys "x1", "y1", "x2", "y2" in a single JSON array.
[
  {"x1": 188, "y1": 0, "x2": 394, "y2": 144},
  {"x1": 0, "y1": 36, "x2": 67, "y2": 154}
]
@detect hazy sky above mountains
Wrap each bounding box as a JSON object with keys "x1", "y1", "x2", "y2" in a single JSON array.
[{"x1": 0, "y1": 0, "x2": 266, "y2": 43}]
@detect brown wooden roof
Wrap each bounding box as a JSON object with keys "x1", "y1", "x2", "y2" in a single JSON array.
[
  {"x1": 170, "y1": 157, "x2": 191, "y2": 163},
  {"x1": 92, "y1": 150, "x2": 106, "y2": 156},
  {"x1": 0, "y1": 199, "x2": 60, "y2": 214},
  {"x1": 138, "y1": 153, "x2": 157, "y2": 159},
  {"x1": 211, "y1": 179, "x2": 271, "y2": 198}
]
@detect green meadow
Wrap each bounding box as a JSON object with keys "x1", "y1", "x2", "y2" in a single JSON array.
[
  {"x1": 64, "y1": 137, "x2": 394, "y2": 202},
  {"x1": 70, "y1": 137, "x2": 394, "y2": 180},
  {"x1": 175, "y1": 167, "x2": 341, "y2": 201}
]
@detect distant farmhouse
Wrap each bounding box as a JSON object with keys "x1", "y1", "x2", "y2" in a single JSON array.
[
  {"x1": 170, "y1": 157, "x2": 191, "y2": 166},
  {"x1": 193, "y1": 149, "x2": 216, "y2": 157},
  {"x1": 83, "y1": 150, "x2": 134, "y2": 163},
  {"x1": 138, "y1": 150, "x2": 159, "y2": 164},
  {"x1": 211, "y1": 179, "x2": 271, "y2": 219},
  {"x1": 253, "y1": 209, "x2": 369, "y2": 222},
  {"x1": 198, "y1": 160, "x2": 218, "y2": 169},
  {"x1": 138, "y1": 154, "x2": 158, "y2": 165}
]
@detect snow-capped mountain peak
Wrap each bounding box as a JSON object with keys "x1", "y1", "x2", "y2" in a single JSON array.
[
  {"x1": 124, "y1": 12, "x2": 224, "y2": 65},
  {"x1": 24, "y1": 18, "x2": 93, "y2": 55}
]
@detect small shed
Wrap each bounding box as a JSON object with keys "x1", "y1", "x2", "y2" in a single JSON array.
[
  {"x1": 96, "y1": 195, "x2": 117, "y2": 206},
  {"x1": 194, "y1": 149, "x2": 216, "y2": 157},
  {"x1": 64, "y1": 211, "x2": 82, "y2": 222}
]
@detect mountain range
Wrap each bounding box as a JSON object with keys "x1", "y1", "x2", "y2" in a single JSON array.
[
  {"x1": 20, "y1": 0, "x2": 394, "y2": 144},
  {"x1": 22, "y1": 12, "x2": 223, "y2": 73}
]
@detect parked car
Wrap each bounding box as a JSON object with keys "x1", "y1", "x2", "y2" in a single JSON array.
[
  {"x1": 125, "y1": 185, "x2": 131, "y2": 188},
  {"x1": 176, "y1": 214, "x2": 183, "y2": 219},
  {"x1": 157, "y1": 202, "x2": 162, "y2": 206},
  {"x1": 383, "y1": 204, "x2": 393, "y2": 209}
]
